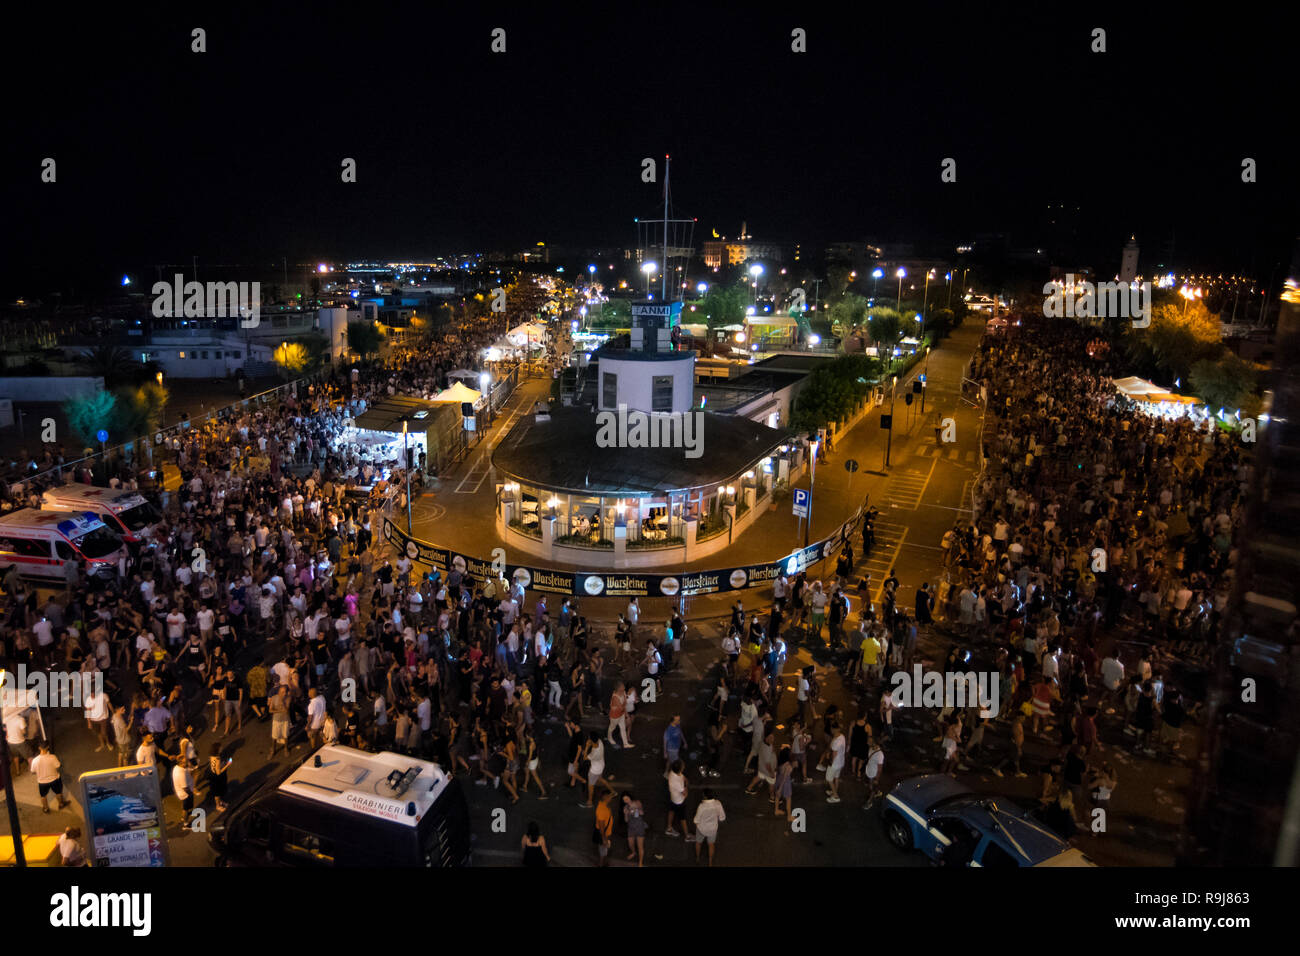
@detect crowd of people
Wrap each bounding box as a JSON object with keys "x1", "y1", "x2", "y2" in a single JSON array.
[
  {"x1": 1, "y1": 309, "x2": 1239, "y2": 865},
  {"x1": 0, "y1": 317, "x2": 550, "y2": 850}
]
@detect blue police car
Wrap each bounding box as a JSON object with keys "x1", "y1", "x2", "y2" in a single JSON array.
[{"x1": 881, "y1": 774, "x2": 1096, "y2": 867}]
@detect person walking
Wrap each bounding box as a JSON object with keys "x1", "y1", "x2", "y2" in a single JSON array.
[
  {"x1": 825, "y1": 722, "x2": 846, "y2": 803},
  {"x1": 173, "y1": 754, "x2": 197, "y2": 831},
  {"x1": 593, "y1": 789, "x2": 615, "y2": 867},
  {"x1": 520, "y1": 728, "x2": 548, "y2": 799},
  {"x1": 693, "y1": 789, "x2": 726, "y2": 865},
  {"x1": 581, "y1": 732, "x2": 612, "y2": 807},
  {"x1": 863, "y1": 738, "x2": 885, "y2": 808},
  {"x1": 623, "y1": 792, "x2": 647, "y2": 866},
  {"x1": 662, "y1": 714, "x2": 685, "y2": 774},
  {"x1": 521, "y1": 821, "x2": 550, "y2": 867},
  {"x1": 30, "y1": 743, "x2": 72, "y2": 814},
  {"x1": 207, "y1": 743, "x2": 233, "y2": 812},
  {"x1": 991, "y1": 714, "x2": 1028, "y2": 778},
  {"x1": 607, "y1": 681, "x2": 633, "y2": 749},
  {"x1": 268, "y1": 685, "x2": 292, "y2": 758},
  {"x1": 665, "y1": 759, "x2": 691, "y2": 839}
]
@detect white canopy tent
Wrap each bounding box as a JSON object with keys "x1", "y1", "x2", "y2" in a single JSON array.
[
  {"x1": 1112, "y1": 376, "x2": 1165, "y2": 398},
  {"x1": 433, "y1": 381, "x2": 483, "y2": 405},
  {"x1": 505, "y1": 323, "x2": 547, "y2": 348}
]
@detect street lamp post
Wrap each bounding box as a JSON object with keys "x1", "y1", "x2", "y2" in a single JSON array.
[
  {"x1": 641, "y1": 261, "x2": 657, "y2": 296},
  {"x1": 872, "y1": 267, "x2": 884, "y2": 302},
  {"x1": 402, "y1": 418, "x2": 412, "y2": 533},
  {"x1": 804, "y1": 439, "x2": 818, "y2": 547},
  {"x1": 0, "y1": 670, "x2": 25, "y2": 867},
  {"x1": 885, "y1": 375, "x2": 897, "y2": 467},
  {"x1": 945, "y1": 271, "x2": 953, "y2": 309},
  {"x1": 921, "y1": 346, "x2": 931, "y2": 414},
  {"x1": 895, "y1": 268, "x2": 907, "y2": 313},
  {"x1": 749, "y1": 263, "x2": 764, "y2": 307},
  {"x1": 923, "y1": 269, "x2": 935, "y2": 319}
]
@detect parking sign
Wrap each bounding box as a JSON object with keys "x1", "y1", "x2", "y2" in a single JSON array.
[{"x1": 792, "y1": 488, "x2": 810, "y2": 518}]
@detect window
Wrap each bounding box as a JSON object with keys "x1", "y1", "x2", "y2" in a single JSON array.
[
  {"x1": 232, "y1": 351, "x2": 242, "y2": 359},
  {"x1": 602, "y1": 372, "x2": 617, "y2": 408},
  {"x1": 201, "y1": 351, "x2": 209, "y2": 359},
  {"x1": 278, "y1": 825, "x2": 335, "y2": 865},
  {"x1": 55, "y1": 541, "x2": 76, "y2": 560},
  {"x1": 178, "y1": 351, "x2": 186, "y2": 359},
  {"x1": 978, "y1": 840, "x2": 1020, "y2": 868},
  {"x1": 3, "y1": 537, "x2": 49, "y2": 559},
  {"x1": 652, "y1": 375, "x2": 673, "y2": 412}
]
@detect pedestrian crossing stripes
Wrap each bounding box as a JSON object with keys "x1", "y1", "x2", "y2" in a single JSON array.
[
  {"x1": 914, "y1": 439, "x2": 979, "y2": 463},
  {"x1": 879, "y1": 459, "x2": 934, "y2": 510}
]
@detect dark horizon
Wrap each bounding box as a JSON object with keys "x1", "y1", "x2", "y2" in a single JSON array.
[{"x1": 4, "y1": 4, "x2": 1297, "y2": 299}]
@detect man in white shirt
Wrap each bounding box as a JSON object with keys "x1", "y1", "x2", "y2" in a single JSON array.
[
  {"x1": 58, "y1": 827, "x2": 86, "y2": 867},
  {"x1": 306, "y1": 688, "x2": 328, "y2": 749},
  {"x1": 30, "y1": 743, "x2": 72, "y2": 812},
  {"x1": 83, "y1": 686, "x2": 111, "y2": 751},
  {"x1": 196, "y1": 606, "x2": 216, "y2": 642},
  {"x1": 166, "y1": 609, "x2": 187, "y2": 647}
]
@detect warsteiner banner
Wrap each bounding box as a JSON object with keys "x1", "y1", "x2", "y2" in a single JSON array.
[{"x1": 382, "y1": 504, "x2": 864, "y2": 599}]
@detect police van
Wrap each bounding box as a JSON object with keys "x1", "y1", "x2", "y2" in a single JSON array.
[
  {"x1": 0, "y1": 509, "x2": 127, "y2": 584},
  {"x1": 41, "y1": 482, "x2": 162, "y2": 548},
  {"x1": 209, "y1": 745, "x2": 472, "y2": 867}
]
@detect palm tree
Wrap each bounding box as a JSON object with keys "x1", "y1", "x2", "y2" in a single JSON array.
[{"x1": 78, "y1": 345, "x2": 142, "y2": 388}]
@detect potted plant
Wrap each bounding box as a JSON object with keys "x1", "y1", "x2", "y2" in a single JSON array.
[{"x1": 770, "y1": 478, "x2": 789, "y2": 511}]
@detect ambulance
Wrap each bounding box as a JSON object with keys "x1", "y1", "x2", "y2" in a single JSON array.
[
  {"x1": 0, "y1": 509, "x2": 127, "y2": 584},
  {"x1": 210, "y1": 745, "x2": 472, "y2": 867},
  {"x1": 41, "y1": 482, "x2": 162, "y2": 547}
]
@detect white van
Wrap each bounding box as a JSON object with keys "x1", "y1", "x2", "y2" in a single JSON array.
[
  {"x1": 0, "y1": 509, "x2": 126, "y2": 583},
  {"x1": 210, "y1": 745, "x2": 472, "y2": 867},
  {"x1": 41, "y1": 482, "x2": 162, "y2": 547}
]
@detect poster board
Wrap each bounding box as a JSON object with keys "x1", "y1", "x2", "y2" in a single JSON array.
[{"x1": 78, "y1": 764, "x2": 170, "y2": 867}]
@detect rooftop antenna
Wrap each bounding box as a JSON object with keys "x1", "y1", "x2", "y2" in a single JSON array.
[
  {"x1": 638, "y1": 155, "x2": 696, "y2": 304},
  {"x1": 662, "y1": 155, "x2": 670, "y2": 301}
]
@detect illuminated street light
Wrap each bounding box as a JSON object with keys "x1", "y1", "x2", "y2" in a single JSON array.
[{"x1": 896, "y1": 267, "x2": 907, "y2": 312}]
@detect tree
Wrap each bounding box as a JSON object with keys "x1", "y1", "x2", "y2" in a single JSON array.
[
  {"x1": 63, "y1": 390, "x2": 118, "y2": 448},
  {"x1": 112, "y1": 383, "x2": 169, "y2": 439},
  {"x1": 826, "y1": 263, "x2": 853, "y2": 302},
  {"x1": 789, "y1": 366, "x2": 854, "y2": 433},
  {"x1": 697, "y1": 286, "x2": 748, "y2": 331},
  {"x1": 1189, "y1": 353, "x2": 1257, "y2": 412},
  {"x1": 866, "y1": 308, "x2": 904, "y2": 354},
  {"x1": 828, "y1": 293, "x2": 869, "y2": 338},
  {"x1": 346, "y1": 321, "x2": 385, "y2": 360},
  {"x1": 273, "y1": 341, "x2": 311, "y2": 378},
  {"x1": 1124, "y1": 300, "x2": 1221, "y2": 384},
  {"x1": 78, "y1": 345, "x2": 142, "y2": 389},
  {"x1": 590, "y1": 299, "x2": 630, "y2": 329}
]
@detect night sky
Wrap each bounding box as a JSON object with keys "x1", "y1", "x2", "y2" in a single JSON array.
[{"x1": 4, "y1": 3, "x2": 1297, "y2": 296}]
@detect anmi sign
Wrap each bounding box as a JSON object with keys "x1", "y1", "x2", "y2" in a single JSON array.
[{"x1": 49, "y1": 887, "x2": 152, "y2": 936}]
